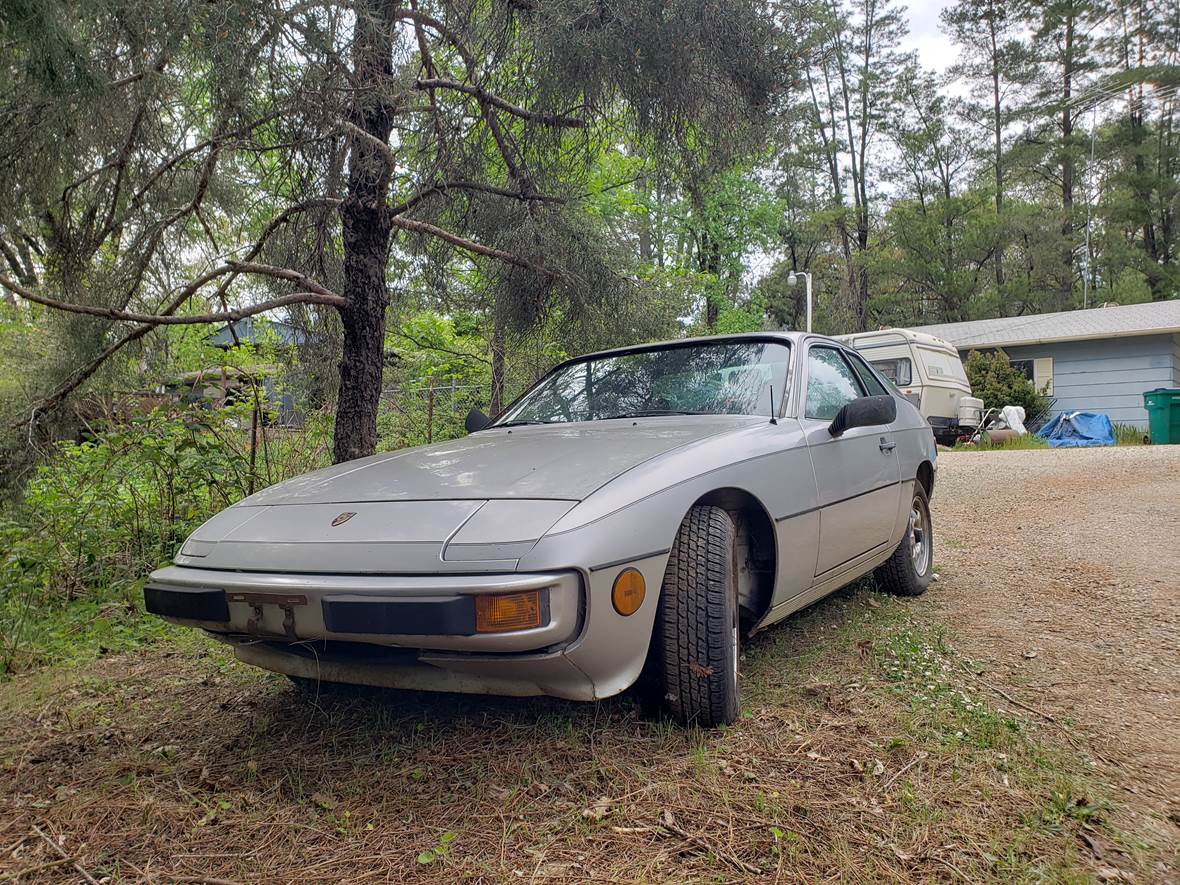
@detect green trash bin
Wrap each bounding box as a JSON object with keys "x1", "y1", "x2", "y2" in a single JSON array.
[{"x1": 1143, "y1": 388, "x2": 1180, "y2": 445}]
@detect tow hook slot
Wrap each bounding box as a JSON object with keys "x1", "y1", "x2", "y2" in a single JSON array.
[{"x1": 227, "y1": 592, "x2": 307, "y2": 639}]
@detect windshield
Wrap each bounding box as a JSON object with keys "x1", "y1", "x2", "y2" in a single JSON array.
[{"x1": 498, "y1": 340, "x2": 791, "y2": 425}]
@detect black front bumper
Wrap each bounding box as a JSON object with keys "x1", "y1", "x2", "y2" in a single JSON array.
[
  {"x1": 144, "y1": 585, "x2": 229, "y2": 622},
  {"x1": 144, "y1": 583, "x2": 549, "y2": 636}
]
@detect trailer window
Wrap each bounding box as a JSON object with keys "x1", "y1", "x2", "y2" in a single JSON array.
[
  {"x1": 918, "y1": 347, "x2": 968, "y2": 383},
  {"x1": 845, "y1": 351, "x2": 889, "y2": 396},
  {"x1": 871, "y1": 357, "x2": 912, "y2": 387}
]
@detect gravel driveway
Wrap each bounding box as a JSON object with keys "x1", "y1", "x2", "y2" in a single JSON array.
[{"x1": 929, "y1": 446, "x2": 1180, "y2": 851}]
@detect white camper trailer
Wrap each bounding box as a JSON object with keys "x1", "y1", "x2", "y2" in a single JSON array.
[{"x1": 837, "y1": 328, "x2": 984, "y2": 446}]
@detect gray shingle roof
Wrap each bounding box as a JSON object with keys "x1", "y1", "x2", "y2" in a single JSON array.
[{"x1": 910, "y1": 300, "x2": 1180, "y2": 349}]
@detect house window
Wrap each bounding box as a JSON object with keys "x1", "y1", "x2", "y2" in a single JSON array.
[
  {"x1": 1033, "y1": 357, "x2": 1054, "y2": 395},
  {"x1": 1009, "y1": 358, "x2": 1053, "y2": 395},
  {"x1": 1009, "y1": 359, "x2": 1034, "y2": 381}
]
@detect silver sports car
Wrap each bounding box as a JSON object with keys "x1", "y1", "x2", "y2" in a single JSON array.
[{"x1": 146, "y1": 332, "x2": 937, "y2": 726}]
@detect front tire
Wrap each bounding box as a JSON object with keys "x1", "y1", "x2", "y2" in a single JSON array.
[
  {"x1": 874, "y1": 483, "x2": 934, "y2": 597},
  {"x1": 654, "y1": 505, "x2": 741, "y2": 727}
]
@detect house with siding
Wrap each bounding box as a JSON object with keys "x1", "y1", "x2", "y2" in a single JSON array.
[{"x1": 911, "y1": 300, "x2": 1180, "y2": 429}]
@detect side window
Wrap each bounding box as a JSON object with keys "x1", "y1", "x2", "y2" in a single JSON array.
[
  {"x1": 845, "y1": 351, "x2": 889, "y2": 396},
  {"x1": 806, "y1": 347, "x2": 865, "y2": 420}
]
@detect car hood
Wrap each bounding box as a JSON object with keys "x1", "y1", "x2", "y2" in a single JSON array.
[
  {"x1": 171, "y1": 417, "x2": 756, "y2": 574},
  {"x1": 240, "y1": 416, "x2": 753, "y2": 505}
]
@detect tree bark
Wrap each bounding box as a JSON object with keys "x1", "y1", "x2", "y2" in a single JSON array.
[
  {"x1": 333, "y1": 1, "x2": 395, "y2": 464},
  {"x1": 1058, "y1": 10, "x2": 1075, "y2": 311},
  {"x1": 989, "y1": 12, "x2": 1006, "y2": 291},
  {"x1": 490, "y1": 311, "x2": 506, "y2": 416},
  {"x1": 700, "y1": 230, "x2": 722, "y2": 329}
]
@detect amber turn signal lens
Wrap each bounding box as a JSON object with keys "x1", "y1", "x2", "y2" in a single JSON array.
[
  {"x1": 474, "y1": 591, "x2": 543, "y2": 633},
  {"x1": 611, "y1": 568, "x2": 646, "y2": 616}
]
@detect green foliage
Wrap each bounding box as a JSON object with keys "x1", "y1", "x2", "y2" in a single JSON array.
[
  {"x1": 963, "y1": 350, "x2": 1051, "y2": 426},
  {"x1": 378, "y1": 311, "x2": 492, "y2": 450},
  {"x1": 1112, "y1": 423, "x2": 1148, "y2": 446},
  {"x1": 968, "y1": 433, "x2": 1049, "y2": 451},
  {"x1": 711, "y1": 292, "x2": 770, "y2": 335},
  {"x1": 0, "y1": 403, "x2": 330, "y2": 674},
  {"x1": 417, "y1": 831, "x2": 457, "y2": 865}
]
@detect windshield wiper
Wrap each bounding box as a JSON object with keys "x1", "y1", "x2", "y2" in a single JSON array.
[
  {"x1": 494, "y1": 419, "x2": 558, "y2": 428},
  {"x1": 597, "y1": 409, "x2": 708, "y2": 420}
]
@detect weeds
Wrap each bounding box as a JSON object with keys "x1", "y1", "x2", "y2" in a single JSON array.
[
  {"x1": 954, "y1": 420, "x2": 1149, "y2": 450},
  {"x1": 0, "y1": 403, "x2": 331, "y2": 674},
  {"x1": 1112, "y1": 422, "x2": 1149, "y2": 445}
]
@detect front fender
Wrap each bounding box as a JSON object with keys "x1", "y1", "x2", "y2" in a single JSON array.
[{"x1": 518, "y1": 425, "x2": 815, "y2": 699}]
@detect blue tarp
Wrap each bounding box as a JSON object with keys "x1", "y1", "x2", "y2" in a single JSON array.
[{"x1": 1036, "y1": 411, "x2": 1115, "y2": 447}]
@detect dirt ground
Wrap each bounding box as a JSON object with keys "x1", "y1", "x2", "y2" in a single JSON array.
[
  {"x1": 929, "y1": 446, "x2": 1180, "y2": 849},
  {"x1": 1, "y1": 446, "x2": 1178, "y2": 883}
]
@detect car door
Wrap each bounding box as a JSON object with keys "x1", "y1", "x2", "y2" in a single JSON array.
[{"x1": 801, "y1": 343, "x2": 902, "y2": 576}]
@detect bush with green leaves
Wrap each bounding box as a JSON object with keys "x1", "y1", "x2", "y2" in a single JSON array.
[
  {"x1": 963, "y1": 350, "x2": 1052, "y2": 428},
  {"x1": 0, "y1": 402, "x2": 331, "y2": 673}
]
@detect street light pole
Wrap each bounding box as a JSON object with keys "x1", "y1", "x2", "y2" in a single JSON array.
[{"x1": 787, "y1": 271, "x2": 812, "y2": 332}]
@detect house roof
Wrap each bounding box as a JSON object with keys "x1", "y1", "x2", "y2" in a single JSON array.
[
  {"x1": 910, "y1": 300, "x2": 1180, "y2": 350},
  {"x1": 206, "y1": 316, "x2": 306, "y2": 349}
]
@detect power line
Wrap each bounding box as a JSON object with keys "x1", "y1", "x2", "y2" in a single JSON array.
[{"x1": 1068, "y1": 80, "x2": 1180, "y2": 111}]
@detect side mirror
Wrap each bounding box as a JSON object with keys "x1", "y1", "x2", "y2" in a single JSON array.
[
  {"x1": 464, "y1": 407, "x2": 492, "y2": 434},
  {"x1": 829, "y1": 394, "x2": 897, "y2": 437}
]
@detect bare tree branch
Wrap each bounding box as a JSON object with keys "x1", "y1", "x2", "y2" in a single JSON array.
[
  {"x1": 389, "y1": 216, "x2": 559, "y2": 278},
  {"x1": 339, "y1": 120, "x2": 397, "y2": 160},
  {"x1": 408, "y1": 0, "x2": 450, "y2": 161},
  {"x1": 0, "y1": 238, "x2": 34, "y2": 289},
  {"x1": 414, "y1": 78, "x2": 587, "y2": 128},
  {"x1": 208, "y1": 197, "x2": 342, "y2": 305},
  {"x1": 8, "y1": 196, "x2": 346, "y2": 426},
  {"x1": 223, "y1": 261, "x2": 342, "y2": 300},
  {"x1": 388, "y1": 179, "x2": 564, "y2": 215},
  {"x1": 396, "y1": 330, "x2": 492, "y2": 365},
  {"x1": 0, "y1": 273, "x2": 345, "y2": 324},
  {"x1": 393, "y1": 8, "x2": 476, "y2": 70}
]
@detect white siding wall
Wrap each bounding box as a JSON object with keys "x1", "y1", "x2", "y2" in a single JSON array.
[{"x1": 964, "y1": 334, "x2": 1179, "y2": 429}]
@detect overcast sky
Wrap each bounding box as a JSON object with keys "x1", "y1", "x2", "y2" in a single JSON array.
[{"x1": 901, "y1": 0, "x2": 956, "y2": 74}]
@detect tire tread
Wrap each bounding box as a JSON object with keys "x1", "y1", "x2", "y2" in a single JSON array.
[
  {"x1": 874, "y1": 485, "x2": 932, "y2": 597},
  {"x1": 655, "y1": 505, "x2": 739, "y2": 726}
]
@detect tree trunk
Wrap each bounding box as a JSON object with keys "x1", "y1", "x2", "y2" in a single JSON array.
[
  {"x1": 850, "y1": 200, "x2": 870, "y2": 331},
  {"x1": 990, "y1": 16, "x2": 1006, "y2": 291},
  {"x1": 333, "y1": 1, "x2": 395, "y2": 464},
  {"x1": 1058, "y1": 12, "x2": 1075, "y2": 312},
  {"x1": 490, "y1": 311, "x2": 506, "y2": 416},
  {"x1": 701, "y1": 229, "x2": 722, "y2": 329}
]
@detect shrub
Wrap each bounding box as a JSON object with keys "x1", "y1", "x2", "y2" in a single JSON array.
[
  {"x1": 963, "y1": 350, "x2": 1052, "y2": 428},
  {"x1": 0, "y1": 403, "x2": 331, "y2": 673}
]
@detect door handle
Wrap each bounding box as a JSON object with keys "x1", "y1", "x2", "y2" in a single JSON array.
[{"x1": 879, "y1": 438, "x2": 896, "y2": 453}]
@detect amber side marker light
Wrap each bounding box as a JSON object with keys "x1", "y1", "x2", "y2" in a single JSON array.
[
  {"x1": 612, "y1": 568, "x2": 646, "y2": 616},
  {"x1": 474, "y1": 591, "x2": 542, "y2": 633}
]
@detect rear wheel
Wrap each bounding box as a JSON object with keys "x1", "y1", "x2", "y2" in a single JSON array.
[
  {"x1": 653, "y1": 505, "x2": 741, "y2": 727},
  {"x1": 874, "y1": 483, "x2": 934, "y2": 597}
]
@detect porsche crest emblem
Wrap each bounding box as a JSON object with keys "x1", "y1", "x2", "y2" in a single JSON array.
[{"x1": 331, "y1": 511, "x2": 357, "y2": 527}]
